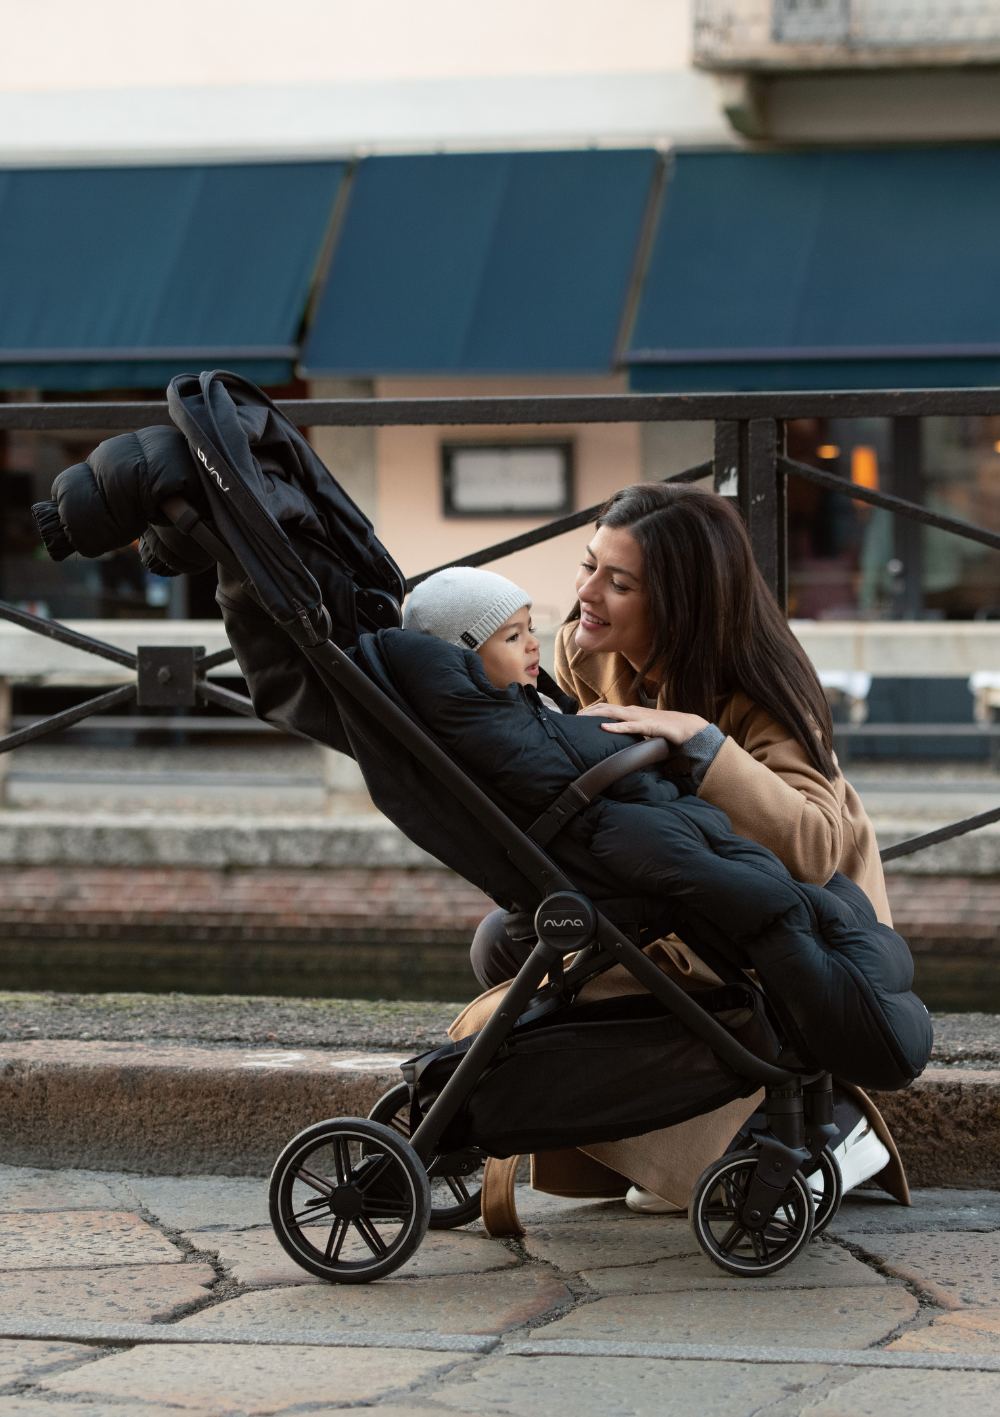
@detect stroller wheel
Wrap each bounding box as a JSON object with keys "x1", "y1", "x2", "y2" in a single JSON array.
[
  {"x1": 807, "y1": 1146, "x2": 843, "y2": 1235},
  {"x1": 269, "y1": 1118, "x2": 431, "y2": 1283},
  {"x1": 690, "y1": 1149, "x2": 814, "y2": 1277},
  {"x1": 368, "y1": 1082, "x2": 485, "y2": 1229}
]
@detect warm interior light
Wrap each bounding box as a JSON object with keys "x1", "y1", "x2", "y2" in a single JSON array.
[
  {"x1": 817, "y1": 444, "x2": 840, "y2": 459},
  {"x1": 851, "y1": 445, "x2": 879, "y2": 491},
  {"x1": 993, "y1": 440, "x2": 1000, "y2": 454}
]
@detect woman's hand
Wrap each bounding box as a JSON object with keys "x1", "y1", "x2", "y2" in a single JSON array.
[{"x1": 578, "y1": 702, "x2": 709, "y2": 744}]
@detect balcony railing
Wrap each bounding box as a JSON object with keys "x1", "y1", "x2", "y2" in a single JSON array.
[{"x1": 694, "y1": 0, "x2": 1000, "y2": 69}]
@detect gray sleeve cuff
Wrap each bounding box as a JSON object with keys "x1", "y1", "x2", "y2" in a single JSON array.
[{"x1": 682, "y1": 724, "x2": 726, "y2": 788}]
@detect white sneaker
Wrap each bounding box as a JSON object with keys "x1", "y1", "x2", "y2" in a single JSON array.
[
  {"x1": 624, "y1": 1184, "x2": 685, "y2": 1215},
  {"x1": 807, "y1": 1117, "x2": 890, "y2": 1195}
]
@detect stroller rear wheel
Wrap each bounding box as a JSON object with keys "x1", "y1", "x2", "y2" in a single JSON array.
[
  {"x1": 690, "y1": 1149, "x2": 814, "y2": 1277},
  {"x1": 368, "y1": 1081, "x2": 485, "y2": 1229},
  {"x1": 269, "y1": 1118, "x2": 431, "y2": 1283}
]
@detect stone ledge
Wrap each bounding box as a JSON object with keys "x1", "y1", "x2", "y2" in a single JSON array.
[
  {"x1": 1, "y1": 1037, "x2": 999, "y2": 1186},
  {"x1": 0, "y1": 811, "x2": 996, "y2": 873}
]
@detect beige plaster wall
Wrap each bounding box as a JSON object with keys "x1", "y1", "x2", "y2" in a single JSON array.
[{"x1": 371, "y1": 375, "x2": 644, "y2": 631}]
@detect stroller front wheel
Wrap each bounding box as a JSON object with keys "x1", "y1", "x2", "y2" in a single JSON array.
[
  {"x1": 269, "y1": 1117, "x2": 431, "y2": 1283},
  {"x1": 690, "y1": 1149, "x2": 814, "y2": 1277}
]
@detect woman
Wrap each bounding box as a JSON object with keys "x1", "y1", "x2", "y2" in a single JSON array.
[{"x1": 460, "y1": 482, "x2": 907, "y2": 1216}]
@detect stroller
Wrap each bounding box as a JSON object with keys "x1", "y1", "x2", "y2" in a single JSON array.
[{"x1": 31, "y1": 371, "x2": 933, "y2": 1285}]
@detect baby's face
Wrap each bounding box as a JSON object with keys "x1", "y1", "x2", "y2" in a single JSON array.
[{"x1": 478, "y1": 606, "x2": 540, "y2": 689}]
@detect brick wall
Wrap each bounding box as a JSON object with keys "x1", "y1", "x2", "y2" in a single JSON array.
[{"x1": 0, "y1": 862, "x2": 994, "y2": 1004}]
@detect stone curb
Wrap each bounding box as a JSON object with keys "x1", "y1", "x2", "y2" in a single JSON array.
[
  {"x1": 0, "y1": 814, "x2": 442, "y2": 870},
  {"x1": 1, "y1": 811, "x2": 996, "y2": 873},
  {"x1": 1, "y1": 1039, "x2": 999, "y2": 1185}
]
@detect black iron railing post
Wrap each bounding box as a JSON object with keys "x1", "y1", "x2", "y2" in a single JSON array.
[
  {"x1": 738, "y1": 418, "x2": 786, "y2": 611},
  {"x1": 713, "y1": 420, "x2": 741, "y2": 496}
]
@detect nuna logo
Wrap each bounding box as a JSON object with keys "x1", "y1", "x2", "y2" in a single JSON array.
[
  {"x1": 197, "y1": 447, "x2": 229, "y2": 492},
  {"x1": 542, "y1": 916, "x2": 585, "y2": 930}
]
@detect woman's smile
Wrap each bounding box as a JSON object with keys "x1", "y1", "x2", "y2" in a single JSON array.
[{"x1": 573, "y1": 525, "x2": 651, "y2": 669}]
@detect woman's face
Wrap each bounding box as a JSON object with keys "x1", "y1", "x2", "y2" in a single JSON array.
[{"x1": 574, "y1": 524, "x2": 653, "y2": 671}]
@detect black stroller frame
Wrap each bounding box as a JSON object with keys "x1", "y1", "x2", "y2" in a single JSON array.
[
  {"x1": 262, "y1": 626, "x2": 844, "y2": 1284},
  {"x1": 29, "y1": 366, "x2": 851, "y2": 1285}
]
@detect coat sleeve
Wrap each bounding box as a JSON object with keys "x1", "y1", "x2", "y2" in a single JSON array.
[{"x1": 697, "y1": 708, "x2": 845, "y2": 885}]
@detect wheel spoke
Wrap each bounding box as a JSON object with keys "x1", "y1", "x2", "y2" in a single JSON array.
[
  {"x1": 353, "y1": 1215, "x2": 389, "y2": 1257},
  {"x1": 749, "y1": 1227, "x2": 768, "y2": 1262},
  {"x1": 295, "y1": 1165, "x2": 335, "y2": 1197},
  {"x1": 291, "y1": 1200, "x2": 332, "y2": 1224},
  {"x1": 445, "y1": 1176, "x2": 471, "y2": 1204},
  {"x1": 333, "y1": 1138, "x2": 352, "y2": 1185},
  {"x1": 324, "y1": 1217, "x2": 350, "y2": 1261},
  {"x1": 718, "y1": 1221, "x2": 746, "y2": 1253},
  {"x1": 363, "y1": 1198, "x2": 411, "y2": 1219},
  {"x1": 356, "y1": 1152, "x2": 393, "y2": 1192}
]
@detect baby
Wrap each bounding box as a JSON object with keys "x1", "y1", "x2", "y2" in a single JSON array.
[{"x1": 401, "y1": 566, "x2": 566, "y2": 713}]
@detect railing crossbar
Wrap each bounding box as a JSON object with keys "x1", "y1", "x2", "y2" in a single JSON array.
[
  {"x1": 407, "y1": 461, "x2": 713, "y2": 589},
  {"x1": 0, "y1": 683, "x2": 137, "y2": 754},
  {"x1": 0, "y1": 600, "x2": 138, "y2": 670},
  {"x1": 780, "y1": 456, "x2": 1000, "y2": 553},
  {"x1": 10, "y1": 387, "x2": 1000, "y2": 432},
  {"x1": 880, "y1": 805, "x2": 1000, "y2": 863}
]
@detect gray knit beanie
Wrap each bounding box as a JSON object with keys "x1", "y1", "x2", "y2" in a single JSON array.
[{"x1": 402, "y1": 567, "x2": 531, "y2": 650}]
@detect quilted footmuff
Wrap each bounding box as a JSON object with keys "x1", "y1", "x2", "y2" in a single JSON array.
[{"x1": 402, "y1": 984, "x2": 781, "y2": 1158}]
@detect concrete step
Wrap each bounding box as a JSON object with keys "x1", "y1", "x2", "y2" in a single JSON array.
[{"x1": 1, "y1": 1028, "x2": 998, "y2": 1188}]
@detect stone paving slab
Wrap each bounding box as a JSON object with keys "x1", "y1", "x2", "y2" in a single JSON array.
[
  {"x1": 772, "y1": 1367, "x2": 1000, "y2": 1415},
  {"x1": 579, "y1": 1239, "x2": 887, "y2": 1295},
  {"x1": 0, "y1": 1263, "x2": 217, "y2": 1326},
  {"x1": 184, "y1": 1225, "x2": 520, "y2": 1287},
  {"x1": 0, "y1": 1339, "x2": 98, "y2": 1387},
  {"x1": 0, "y1": 1209, "x2": 184, "y2": 1270},
  {"x1": 522, "y1": 1217, "x2": 698, "y2": 1271},
  {"x1": 431, "y1": 1354, "x2": 835, "y2": 1417},
  {"x1": 0, "y1": 1401, "x2": 190, "y2": 1417},
  {"x1": 829, "y1": 1188, "x2": 1000, "y2": 1234},
  {"x1": 840, "y1": 1230, "x2": 1000, "y2": 1309},
  {"x1": 0, "y1": 1165, "x2": 121, "y2": 1212},
  {"x1": 534, "y1": 1285, "x2": 919, "y2": 1349},
  {"x1": 177, "y1": 1269, "x2": 571, "y2": 1338},
  {"x1": 115, "y1": 1174, "x2": 271, "y2": 1232},
  {"x1": 888, "y1": 1307, "x2": 1000, "y2": 1355},
  {"x1": 38, "y1": 1341, "x2": 462, "y2": 1413}
]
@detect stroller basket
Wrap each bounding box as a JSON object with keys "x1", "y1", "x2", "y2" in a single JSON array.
[{"x1": 405, "y1": 983, "x2": 782, "y2": 1157}]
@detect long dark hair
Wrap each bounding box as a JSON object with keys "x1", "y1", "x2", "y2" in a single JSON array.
[{"x1": 570, "y1": 482, "x2": 837, "y2": 781}]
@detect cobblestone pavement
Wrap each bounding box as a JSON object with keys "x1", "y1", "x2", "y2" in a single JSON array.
[{"x1": 3, "y1": 1165, "x2": 1000, "y2": 1414}]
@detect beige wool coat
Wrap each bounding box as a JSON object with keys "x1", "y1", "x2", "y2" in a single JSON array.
[{"x1": 448, "y1": 623, "x2": 908, "y2": 1210}]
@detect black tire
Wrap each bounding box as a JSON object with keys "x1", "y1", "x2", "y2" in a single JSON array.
[
  {"x1": 690, "y1": 1149, "x2": 814, "y2": 1277},
  {"x1": 368, "y1": 1082, "x2": 484, "y2": 1230},
  {"x1": 269, "y1": 1117, "x2": 431, "y2": 1283},
  {"x1": 805, "y1": 1146, "x2": 843, "y2": 1235}
]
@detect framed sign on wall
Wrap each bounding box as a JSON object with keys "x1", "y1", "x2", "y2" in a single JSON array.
[{"x1": 442, "y1": 441, "x2": 574, "y2": 518}]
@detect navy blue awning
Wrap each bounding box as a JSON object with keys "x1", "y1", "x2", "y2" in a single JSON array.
[
  {"x1": 625, "y1": 148, "x2": 1000, "y2": 392},
  {"x1": 301, "y1": 149, "x2": 659, "y2": 376},
  {"x1": 0, "y1": 162, "x2": 345, "y2": 390}
]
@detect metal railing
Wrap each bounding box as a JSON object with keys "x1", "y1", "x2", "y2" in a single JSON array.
[{"x1": 2, "y1": 387, "x2": 999, "y2": 866}]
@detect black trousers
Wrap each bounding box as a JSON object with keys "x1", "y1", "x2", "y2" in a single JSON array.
[{"x1": 470, "y1": 908, "x2": 537, "y2": 988}]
